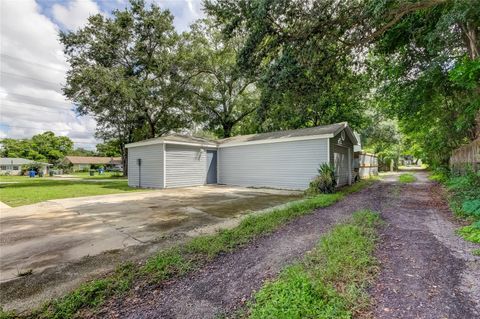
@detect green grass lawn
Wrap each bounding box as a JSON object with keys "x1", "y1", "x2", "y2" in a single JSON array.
[
  {"x1": 71, "y1": 171, "x2": 125, "y2": 179},
  {"x1": 248, "y1": 210, "x2": 382, "y2": 319},
  {"x1": 0, "y1": 176, "x2": 140, "y2": 207},
  {"x1": 399, "y1": 173, "x2": 416, "y2": 183}
]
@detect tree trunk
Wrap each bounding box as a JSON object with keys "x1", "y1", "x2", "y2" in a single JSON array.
[
  {"x1": 222, "y1": 123, "x2": 233, "y2": 138},
  {"x1": 121, "y1": 145, "x2": 128, "y2": 177}
]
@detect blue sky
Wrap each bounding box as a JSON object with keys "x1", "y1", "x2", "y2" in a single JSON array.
[{"x1": 0, "y1": 0, "x2": 203, "y2": 149}]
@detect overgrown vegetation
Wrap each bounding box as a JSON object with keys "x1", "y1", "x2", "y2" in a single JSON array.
[
  {"x1": 248, "y1": 210, "x2": 382, "y2": 319},
  {"x1": 2, "y1": 179, "x2": 377, "y2": 319},
  {"x1": 399, "y1": 173, "x2": 416, "y2": 183},
  {"x1": 305, "y1": 164, "x2": 337, "y2": 195},
  {"x1": 430, "y1": 169, "x2": 480, "y2": 244}
]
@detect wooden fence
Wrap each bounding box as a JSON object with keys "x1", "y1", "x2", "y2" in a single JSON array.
[
  {"x1": 450, "y1": 139, "x2": 480, "y2": 173},
  {"x1": 354, "y1": 152, "x2": 378, "y2": 179}
]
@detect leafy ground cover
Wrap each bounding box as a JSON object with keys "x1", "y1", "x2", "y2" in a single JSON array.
[
  {"x1": 248, "y1": 210, "x2": 382, "y2": 319},
  {"x1": 399, "y1": 173, "x2": 416, "y2": 183},
  {"x1": 0, "y1": 176, "x2": 139, "y2": 207},
  {"x1": 1, "y1": 178, "x2": 378, "y2": 319},
  {"x1": 430, "y1": 170, "x2": 480, "y2": 244}
]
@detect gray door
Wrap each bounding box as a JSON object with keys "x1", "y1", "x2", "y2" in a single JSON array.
[
  {"x1": 206, "y1": 150, "x2": 217, "y2": 184},
  {"x1": 334, "y1": 146, "x2": 349, "y2": 186}
]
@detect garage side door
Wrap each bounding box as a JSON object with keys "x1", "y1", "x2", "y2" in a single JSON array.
[
  {"x1": 165, "y1": 145, "x2": 206, "y2": 188},
  {"x1": 333, "y1": 145, "x2": 349, "y2": 187},
  {"x1": 218, "y1": 139, "x2": 329, "y2": 190}
]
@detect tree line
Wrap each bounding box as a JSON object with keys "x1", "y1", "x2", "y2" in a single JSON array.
[
  {"x1": 59, "y1": 0, "x2": 478, "y2": 174},
  {"x1": 0, "y1": 132, "x2": 120, "y2": 165}
]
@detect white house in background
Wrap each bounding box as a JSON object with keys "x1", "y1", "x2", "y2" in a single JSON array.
[
  {"x1": 0, "y1": 158, "x2": 51, "y2": 175},
  {"x1": 61, "y1": 156, "x2": 122, "y2": 171},
  {"x1": 126, "y1": 122, "x2": 358, "y2": 190}
]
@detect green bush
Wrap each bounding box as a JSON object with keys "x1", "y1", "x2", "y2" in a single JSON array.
[
  {"x1": 462, "y1": 200, "x2": 480, "y2": 218},
  {"x1": 306, "y1": 163, "x2": 336, "y2": 195},
  {"x1": 456, "y1": 221, "x2": 480, "y2": 243}
]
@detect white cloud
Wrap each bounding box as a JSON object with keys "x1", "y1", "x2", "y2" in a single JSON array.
[
  {"x1": 0, "y1": 0, "x2": 204, "y2": 152},
  {"x1": 52, "y1": 0, "x2": 101, "y2": 30},
  {"x1": 0, "y1": 0, "x2": 98, "y2": 149},
  {"x1": 154, "y1": 0, "x2": 204, "y2": 32}
]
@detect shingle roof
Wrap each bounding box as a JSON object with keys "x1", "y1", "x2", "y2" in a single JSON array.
[
  {"x1": 218, "y1": 122, "x2": 349, "y2": 144},
  {"x1": 0, "y1": 158, "x2": 51, "y2": 165},
  {"x1": 63, "y1": 156, "x2": 122, "y2": 165},
  {"x1": 126, "y1": 122, "x2": 357, "y2": 148}
]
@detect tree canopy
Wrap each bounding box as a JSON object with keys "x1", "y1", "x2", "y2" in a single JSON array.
[
  {"x1": 59, "y1": 0, "x2": 479, "y2": 171},
  {"x1": 205, "y1": 0, "x2": 479, "y2": 167},
  {"x1": 0, "y1": 131, "x2": 73, "y2": 164},
  {"x1": 60, "y1": 0, "x2": 193, "y2": 173}
]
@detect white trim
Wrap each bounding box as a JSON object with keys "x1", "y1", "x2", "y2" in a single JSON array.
[
  {"x1": 126, "y1": 139, "x2": 217, "y2": 149},
  {"x1": 126, "y1": 139, "x2": 163, "y2": 148},
  {"x1": 327, "y1": 138, "x2": 330, "y2": 166},
  {"x1": 162, "y1": 143, "x2": 166, "y2": 188},
  {"x1": 348, "y1": 147, "x2": 352, "y2": 185},
  {"x1": 165, "y1": 141, "x2": 218, "y2": 148},
  {"x1": 219, "y1": 134, "x2": 333, "y2": 148}
]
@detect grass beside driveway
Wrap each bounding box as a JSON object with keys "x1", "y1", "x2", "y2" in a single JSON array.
[
  {"x1": 399, "y1": 173, "x2": 416, "y2": 183},
  {"x1": 4, "y1": 178, "x2": 379, "y2": 319},
  {"x1": 248, "y1": 210, "x2": 382, "y2": 319},
  {"x1": 0, "y1": 176, "x2": 140, "y2": 207}
]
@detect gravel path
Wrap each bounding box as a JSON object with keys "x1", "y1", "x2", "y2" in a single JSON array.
[
  {"x1": 371, "y1": 171, "x2": 480, "y2": 319},
  {"x1": 97, "y1": 171, "x2": 480, "y2": 319}
]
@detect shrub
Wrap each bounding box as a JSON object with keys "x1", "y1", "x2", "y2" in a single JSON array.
[
  {"x1": 457, "y1": 221, "x2": 480, "y2": 243},
  {"x1": 306, "y1": 163, "x2": 337, "y2": 195}
]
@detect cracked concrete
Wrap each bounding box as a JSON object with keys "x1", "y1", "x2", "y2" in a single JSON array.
[{"x1": 0, "y1": 185, "x2": 300, "y2": 283}]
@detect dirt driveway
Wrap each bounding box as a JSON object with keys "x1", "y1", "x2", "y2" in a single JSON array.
[
  {"x1": 96, "y1": 171, "x2": 479, "y2": 319},
  {"x1": 0, "y1": 186, "x2": 299, "y2": 282}
]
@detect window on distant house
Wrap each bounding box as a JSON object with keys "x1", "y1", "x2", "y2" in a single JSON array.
[
  {"x1": 12, "y1": 166, "x2": 19, "y2": 170},
  {"x1": 0, "y1": 165, "x2": 7, "y2": 170}
]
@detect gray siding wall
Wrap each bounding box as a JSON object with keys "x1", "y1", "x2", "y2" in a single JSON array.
[
  {"x1": 218, "y1": 139, "x2": 329, "y2": 190},
  {"x1": 165, "y1": 145, "x2": 206, "y2": 188},
  {"x1": 329, "y1": 129, "x2": 354, "y2": 165},
  {"x1": 127, "y1": 144, "x2": 164, "y2": 188},
  {"x1": 329, "y1": 129, "x2": 355, "y2": 186}
]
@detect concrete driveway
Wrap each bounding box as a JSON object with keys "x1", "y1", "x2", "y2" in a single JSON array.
[{"x1": 0, "y1": 186, "x2": 300, "y2": 282}]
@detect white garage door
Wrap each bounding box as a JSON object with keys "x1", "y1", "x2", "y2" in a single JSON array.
[{"x1": 334, "y1": 146, "x2": 349, "y2": 187}]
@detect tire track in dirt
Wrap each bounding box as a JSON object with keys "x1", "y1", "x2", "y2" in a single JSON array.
[
  {"x1": 371, "y1": 171, "x2": 479, "y2": 319},
  {"x1": 96, "y1": 182, "x2": 386, "y2": 319}
]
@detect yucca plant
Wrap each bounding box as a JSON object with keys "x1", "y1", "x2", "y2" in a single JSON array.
[{"x1": 307, "y1": 163, "x2": 337, "y2": 194}]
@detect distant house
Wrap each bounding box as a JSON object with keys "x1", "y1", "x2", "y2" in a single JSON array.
[
  {"x1": 0, "y1": 158, "x2": 52, "y2": 175},
  {"x1": 61, "y1": 156, "x2": 122, "y2": 172},
  {"x1": 126, "y1": 122, "x2": 358, "y2": 190}
]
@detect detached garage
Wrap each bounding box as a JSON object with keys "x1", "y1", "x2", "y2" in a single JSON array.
[{"x1": 126, "y1": 122, "x2": 358, "y2": 190}]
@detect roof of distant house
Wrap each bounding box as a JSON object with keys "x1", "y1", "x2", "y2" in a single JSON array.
[
  {"x1": 0, "y1": 158, "x2": 51, "y2": 165},
  {"x1": 126, "y1": 122, "x2": 358, "y2": 148},
  {"x1": 63, "y1": 156, "x2": 122, "y2": 165}
]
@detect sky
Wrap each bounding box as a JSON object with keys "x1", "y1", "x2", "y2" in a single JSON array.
[{"x1": 0, "y1": 0, "x2": 204, "y2": 150}]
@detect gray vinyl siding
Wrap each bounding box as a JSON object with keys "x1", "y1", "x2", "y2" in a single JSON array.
[
  {"x1": 218, "y1": 139, "x2": 329, "y2": 190},
  {"x1": 127, "y1": 144, "x2": 164, "y2": 188},
  {"x1": 165, "y1": 145, "x2": 207, "y2": 188},
  {"x1": 329, "y1": 129, "x2": 354, "y2": 165},
  {"x1": 333, "y1": 145, "x2": 349, "y2": 186}
]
